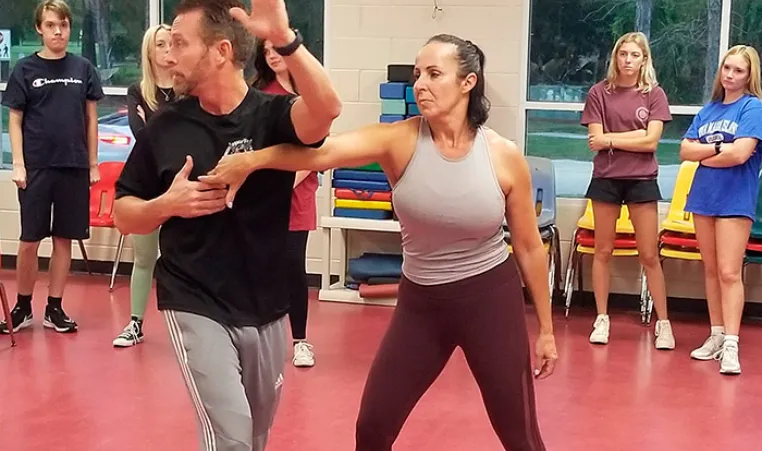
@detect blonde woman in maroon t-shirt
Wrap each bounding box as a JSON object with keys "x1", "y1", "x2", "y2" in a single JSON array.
[
  {"x1": 580, "y1": 32, "x2": 674, "y2": 349},
  {"x1": 252, "y1": 38, "x2": 318, "y2": 368}
]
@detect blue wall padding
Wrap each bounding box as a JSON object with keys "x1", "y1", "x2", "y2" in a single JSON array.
[
  {"x1": 405, "y1": 86, "x2": 415, "y2": 103},
  {"x1": 381, "y1": 99, "x2": 406, "y2": 115},
  {"x1": 379, "y1": 82, "x2": 407, "y2": 99},
  {"x1": 380, "y1": 114, "x2": 405, "y2": 123}
]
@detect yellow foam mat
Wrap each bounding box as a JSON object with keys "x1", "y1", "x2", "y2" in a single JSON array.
[
  {"x1": 660, "y1": 220, "x2": 695, "y2": 235},
  {"x1": 576, "y1": 245, "x2": 639, "y2": 256},
  {"x1": 660, "y1": 247, "x2": 702, "y2": 261},
  {"x1": 507, "y1": 242, "x2": 551, "y2": 253},
  {"x1": 334, "y1": 199, "x2": 393, "y2": 211}
]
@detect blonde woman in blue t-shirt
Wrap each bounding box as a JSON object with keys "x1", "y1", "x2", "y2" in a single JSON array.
[{"x1": 679, "y1": 45, "x2": 762, "y2": 375}]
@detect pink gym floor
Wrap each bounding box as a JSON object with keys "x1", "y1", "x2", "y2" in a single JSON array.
[{"x1": 1, "y1": 270, "x2": 760, "y2": 451}]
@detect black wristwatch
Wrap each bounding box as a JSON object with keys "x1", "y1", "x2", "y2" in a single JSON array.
[
  {"x1": 714, "y1": 141, "x2": 722, "y2": 154},
  {"x1": 273, "y1": 29, "x2": 303, "y2": 57}
]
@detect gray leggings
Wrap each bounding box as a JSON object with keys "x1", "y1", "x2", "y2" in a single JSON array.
[{"x1": 164, "y1": 310, "x2": 288, "y2": 451}]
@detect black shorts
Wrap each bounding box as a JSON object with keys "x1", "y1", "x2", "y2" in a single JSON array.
[
  {"x1": 585, "y1": 177, "x2": 662, "y2": 205},
  {"x1": 18, "y1": 168, "x2": 90, "y2": 242}
]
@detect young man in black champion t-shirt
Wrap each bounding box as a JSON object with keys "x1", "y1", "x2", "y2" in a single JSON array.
[
  {"x1": 113, "y1": 1, "x2": 341, "y2": 449},
  {"x1": 0, "y1": 0, "x2": 103, "y2": 335}
]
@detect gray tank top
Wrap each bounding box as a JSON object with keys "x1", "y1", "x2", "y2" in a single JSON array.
[{"x1": 392, "y1": 118, "x2": 509, "y2": 286}]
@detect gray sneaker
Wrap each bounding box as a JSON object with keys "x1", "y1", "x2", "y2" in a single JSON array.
[
  {"x1": 717, "y1": 341, "x2": 741, "y2": 375},
  {"x1": 690, "y1": 334, "x2": 724, "y2": 360}
]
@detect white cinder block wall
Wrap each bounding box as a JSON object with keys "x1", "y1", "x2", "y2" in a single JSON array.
[{"x1": 1, "y1": 0, "x2": 758, "y2": 303}]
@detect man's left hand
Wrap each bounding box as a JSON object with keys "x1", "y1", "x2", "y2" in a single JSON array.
[
  {"x1": 230, "y1": 1, "x2": 293, "y2": 47},
  {"x1": 90, "y1": 165, "x2": 100, "y2": 185}
]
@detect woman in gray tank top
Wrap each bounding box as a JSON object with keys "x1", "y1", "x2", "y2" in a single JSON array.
[{"x1": 204, "y1": 34, "x2": 557, "y2": 451}]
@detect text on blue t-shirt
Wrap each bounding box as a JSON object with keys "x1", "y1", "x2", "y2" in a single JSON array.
[{"x1": 684, "y1": 95, "x2": 762, "y2": 221}]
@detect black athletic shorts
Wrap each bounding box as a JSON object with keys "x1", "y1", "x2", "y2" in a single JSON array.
[
  {"x1": 18, "y1": 168, "x2": 90, "y2": 242},
  {"x1": 585, "y1": 177, "x2": 662, "y2": 205}
]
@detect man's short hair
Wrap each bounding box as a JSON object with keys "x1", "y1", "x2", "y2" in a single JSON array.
[
  {"x1": 35, "y1": 0, "x2": 73, "y2": 28},
  {"x1": 175, "y1": 0, "x2": 256, "y2": 68}
]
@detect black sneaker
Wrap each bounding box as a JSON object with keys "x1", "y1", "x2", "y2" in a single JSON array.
[
  {"x1": 0, "y1": 305, "x2": 34, "y2": 334},
  {"x1": 112, "y1": 319, "x2": 144, "y2": 347},
  {"x1": 43, "y1": 305, "x2": 78, "y2": 333}
]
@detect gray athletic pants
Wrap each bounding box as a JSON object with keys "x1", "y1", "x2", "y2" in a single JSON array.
[{"x1": 163, "y1": 310, "x2": 288, "y2": 451}]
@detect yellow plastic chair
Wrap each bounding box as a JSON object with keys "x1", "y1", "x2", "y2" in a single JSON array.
[
  {"x1": 564, "y1": 199, "x2": 648, "y2": 320},
  {"x1": 641, "y1": 161, "x2": 701, "y2": 323},
  {"x1": 576, "y1": 199, "x2": 636, "y2": 234},
  {"x1": 660, "y1": 161, "x2": 699, "y2": 234}
]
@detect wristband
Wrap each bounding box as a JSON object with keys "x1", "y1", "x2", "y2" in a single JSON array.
[{"x1": 273, "y1": 29, "x2": 303, "y2": 57}]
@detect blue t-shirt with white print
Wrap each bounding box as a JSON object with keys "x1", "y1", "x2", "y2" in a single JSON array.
[{"x1": 684, "y1": 95, "x2": 762, "y2": 221}]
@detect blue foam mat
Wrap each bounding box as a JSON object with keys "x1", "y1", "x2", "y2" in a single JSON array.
[{"x1": 333, "y1": 169, "x2": 388, "y2": 182}]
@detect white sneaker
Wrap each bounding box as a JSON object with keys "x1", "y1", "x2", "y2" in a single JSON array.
[
  {"x1": 112, "y1": 319, "x2": 144, "y2": 348},
  {"x1": 717, "y1": 341, "x2": 741, "y2": 375},
  {"x1": 690, "y1": 334, "x2": 724, "y2": 360},
  {"x1": 293, "y1": 341, "x2": 315, "y2": 367},
  {"x1": 589, "y1": 314, "x2": 610, "y2": 344},
  {"x1": 654, "y1": 320, "x2": 675, "y2": 350}
]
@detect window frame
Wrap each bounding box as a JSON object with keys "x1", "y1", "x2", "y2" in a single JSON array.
[{"x1": 517, "y1": 0, "x2": 736, "y2": 199}]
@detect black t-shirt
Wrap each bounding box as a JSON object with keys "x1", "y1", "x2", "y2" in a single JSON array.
[
  {"x1": 115, "y1": 88, "x2": 322, "y2": 327},
  {"x1": 1, "y1": 52, "x2": 104, "y2": 169},
  {"x1": 126, "y1": 82, "x2": 176, "y2": 137}
]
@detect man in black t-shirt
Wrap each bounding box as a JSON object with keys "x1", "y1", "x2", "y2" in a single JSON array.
[
  {"x1": 113, "y1": 1, "x2": 341, "y2": 449},
  {"x1": 0, "y1": 0, "x2": 103, "y2": 336}
]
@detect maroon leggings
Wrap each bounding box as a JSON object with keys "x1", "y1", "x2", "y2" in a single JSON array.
[{"x1": 355, "y1": 258, "x2": 546, "y2": 451}]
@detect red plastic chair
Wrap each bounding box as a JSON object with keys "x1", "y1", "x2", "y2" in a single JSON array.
[
  {"x1": 661, "y1": 231, "x2": 699, "y2": 249},
  {"x1": 574, "y1": 229, "x2": 639, "y2": 249},
  {"x1": 78, "y1": 162, "x2": 126, "y2": 292}
]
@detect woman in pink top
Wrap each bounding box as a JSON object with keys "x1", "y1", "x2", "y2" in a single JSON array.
[
  {"x1": 252, "y1": 38, "x2": 318, "y2": 368},
  {"x1": 580, "y1": 32, "x2": 674, "y2": 349}
]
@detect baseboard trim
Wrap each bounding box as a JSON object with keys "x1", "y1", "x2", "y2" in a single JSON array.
[
  {"x1": 3, "y1": 254, "x2": 759, "y2": 319},
  {"x1": 0, "y1": 254, "x2": 342, "y2": 288}
]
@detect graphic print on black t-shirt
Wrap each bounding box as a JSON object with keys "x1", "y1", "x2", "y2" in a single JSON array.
[
  {"x1": 223, "y1": 137, "x2": 255, "y2": 156},
  {"x1": 0, "y1": 53, "x2": 104, "y2": 169},
  {"x1": 114, "y1": 88, "x2": 325, "y2": 328}
]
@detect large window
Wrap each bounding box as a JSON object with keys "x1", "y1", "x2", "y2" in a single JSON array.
[
  {"x1": 524, "y1": 0, "x2": 752, "y2": 199},
  {"x1": 162, "y1": 0, "x2": 324, "y2": 62},
  {"x1": 0, "y1": 0, "x2": 149, "y2": 86},
  {"x1": 1, "y1": 0, "x2": 326, "y2": 170}
]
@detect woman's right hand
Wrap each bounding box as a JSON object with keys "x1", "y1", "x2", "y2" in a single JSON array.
[
  {"x1": 199, "y1": 152, "x2": 260, "y2": 208},
  {"x1": 137, "y1": 105, "x2": 146, "y2": 124},
  {"x1": 12, "y1": 165, "x2": 26, "y2": 190},
  {"x1": 534, "y1": 333, "x2": 558, "y2": 379}
]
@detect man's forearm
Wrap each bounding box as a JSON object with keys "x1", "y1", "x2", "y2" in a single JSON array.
[
  {"x1": 8, "y1": 110, "x2": 24, "y2": 167},
  {"x1": 114, "y1": 195, "x2": 173, "y2": 235},
  {"x1": 271, "y1": 30, "x2": 342, "y2": 120}
]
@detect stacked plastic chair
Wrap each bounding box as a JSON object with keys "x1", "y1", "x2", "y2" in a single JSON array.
[
  {"x1": 742, "y1": 179, "x2": 762, "y2": 275},
  {"x1": 652, "y1": 161, "x2": 701, "y2": 323},
  {"x1": 504, "y1": 156, "x2": 561, "y2": 302},
  {"x1": 563, "y1": 200, "x2": 649, "y2": 319}
]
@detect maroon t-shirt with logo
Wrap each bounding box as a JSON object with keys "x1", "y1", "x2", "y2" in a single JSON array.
[{"x1": 581, "y1": 81, "x2": 672, "y2": 179}]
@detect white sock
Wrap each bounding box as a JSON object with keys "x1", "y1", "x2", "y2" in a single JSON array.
[
  {"x1": 724, "y1": 334, "x2": 739, "y2": 345},
  {"x1": 711, "y1": 326, "x2": 725, "y2": 336}
]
